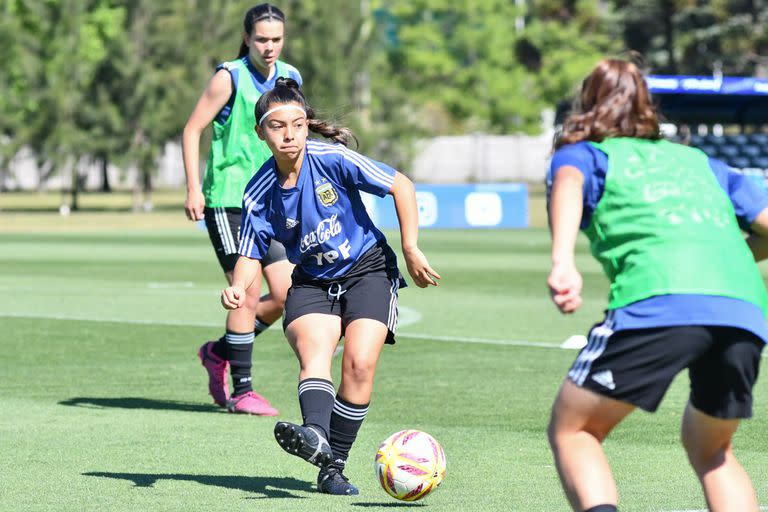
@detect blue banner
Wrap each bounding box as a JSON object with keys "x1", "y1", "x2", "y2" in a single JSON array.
[
  {"x1": 362, "y1": 183, "x2": 528, "y2": 229},
  {"x1": 647, "y1": 75, "x2": 768, "y2": 96}
]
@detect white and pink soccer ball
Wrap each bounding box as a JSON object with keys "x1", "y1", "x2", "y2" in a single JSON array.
[{"x1": 374, "y1": 429, "x2": 446, "y2": 501}]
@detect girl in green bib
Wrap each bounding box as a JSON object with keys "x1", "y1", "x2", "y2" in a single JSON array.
[
  {"x1": 547, "y1": 58, "x2": 768, "y2": 512},
  {"x1": 182, "y1": 4, "x2": 302, "y2": 415}
]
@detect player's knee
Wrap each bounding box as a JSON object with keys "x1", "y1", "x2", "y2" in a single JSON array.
[
  {"x1": 342, "y1": 356, "x2": 376, "y2": 384},
  {"x1": 272, "y1": 290, "x2": 287, "y2": 309},
  {"x1": 681, "y1": 432, "x2": 731, "y2": 473}
]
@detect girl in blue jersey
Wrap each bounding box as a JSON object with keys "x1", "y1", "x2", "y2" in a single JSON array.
[
  {"x1": 182, "y1": 4, "x2": 302, "y2": 415},
  {"x1": 547, "y1": 58, "x2": 768, "y2": 512},
  {"x1": 221, "y1": 78, "x2": 440, "y2": 495}
]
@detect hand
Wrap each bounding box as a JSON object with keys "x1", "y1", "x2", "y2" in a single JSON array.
[
  {"x1": 403, "y1": 246, "x2": 441, "y2": 288},
  {"x1": 185, "y1": 189, "x2": 206, "y2": 221},
  {"x1": 547, "y1": 260, "x2": 583, "y2": 314},
  {"x1": 221, "y1": 285, "x2": 246, "y2": 310}
]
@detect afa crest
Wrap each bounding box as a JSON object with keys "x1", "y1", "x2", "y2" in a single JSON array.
[{"x1": 316, "y1": 183, "x2": 339, "y2": 207}]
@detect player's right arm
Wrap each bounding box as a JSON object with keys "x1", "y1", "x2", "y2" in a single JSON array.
[
  {"x1": 182, "y1": 69, "x2": 233, "y2": 221},
  {"x1": 221, "y1": 256, "x2": 263, "y2": 310},
  {"x1": 547, "y1": 165, "x2": 585, "y2": 314}
]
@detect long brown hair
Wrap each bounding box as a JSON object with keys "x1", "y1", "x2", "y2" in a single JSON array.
[{"x1": 555, "y1": 58, "x2": 660, "y2": 149}]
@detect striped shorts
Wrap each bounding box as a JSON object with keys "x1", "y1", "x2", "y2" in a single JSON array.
[
  {"x1": 283, "y1": 270, "x2": 401, "y2": 345},
  {"x1": 203, "y1": 207, "x2": 287, "y2": 273},
  {"x1": 568, "y1": 311, "x2": 763, "y2": 417}
]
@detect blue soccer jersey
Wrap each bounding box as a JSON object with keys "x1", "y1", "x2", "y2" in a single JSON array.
[
  {"x1": 214, "y1": 57, "x2": 303, "y2": 125},
  {"x1": 547, "y1": 141, "x2": 768, "y2": 343},
  {"x1": 239, "y1": 139, "x2": 396, "y2": 280}
]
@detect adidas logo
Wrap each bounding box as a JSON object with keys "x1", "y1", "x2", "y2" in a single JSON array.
[
  {"x1": 286, "y1": 218, "x2": 299, "y2": 229},
  {"x1": 591, "y1": 370, "x2": 616, "y2": 390}
]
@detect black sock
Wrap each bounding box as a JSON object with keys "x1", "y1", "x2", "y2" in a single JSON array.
[
  {"x1": 298, "y1": 378, "x2": 335, "y2": 441},
  {"x1": 584, "y1": 505, "x2": 617, "y2": 512},
  {"x1": 329, "y1": 395, "x2": 369, "y2": 466},
  {"x1": 254, "y1": 316, "x2": 271, "y2": 337},
  {"x1": 225, "y1": 330, "x2": 254, "y2": 396},
  {"x1": 210, "y1": 336, "x2": 227, "y2": 360}
]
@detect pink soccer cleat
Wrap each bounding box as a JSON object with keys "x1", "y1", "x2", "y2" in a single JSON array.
[
  {"x1": 227, "y1": 391, "x2": 279, "y2": 416},
  {"x1": 197, "y1": 341, "x2": 230, "y2": 407}
]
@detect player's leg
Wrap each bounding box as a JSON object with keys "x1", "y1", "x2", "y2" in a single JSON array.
[
  {"x1": 319, "y1": 274, "x2": 397, "y2": 496},
  {"x1": 223, "y1": 283, "x2": 278, "y2": 415},
  {"x1": 681, "y1": 406, "x2": 757, "y2": 512},
  {"x1": 198, "y1": 207, "x2": 240, "y2": 407},
  {"x1": 551, "y1": 324, "x2": 707, "y2": 511},
  {"x1": 683, "y1": 328, "x2": 762, "y2": 512},
  {"x1": 275, "y1": 283, "x2": 342, "y2": 469},
  {"x1": 314, "y1": 317, "x2": 388, "y2": 496},
  {"x1": 548, "y1": 379, "x2": 634, "y2": 511},
  {"x1": 253, "y1": 242, "x2": 293, "y2": 333},
  {"x1": 219, "y1": 215, "x2": 283, "y2": 414}
]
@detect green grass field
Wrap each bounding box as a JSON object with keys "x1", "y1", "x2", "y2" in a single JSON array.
[{"x1": 1, "y1": 213, "x2": 767, "y2": 511}]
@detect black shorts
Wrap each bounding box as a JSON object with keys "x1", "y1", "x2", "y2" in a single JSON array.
[
  {"x1": 203, "y1": 207, "x2": 287, "y2": 273},
  {"x1": 282, "y1": 271, "x2": 402, "y2": 344},
  {"x1": 568, "y1": 320, "x2": 763, "y2": 418}
]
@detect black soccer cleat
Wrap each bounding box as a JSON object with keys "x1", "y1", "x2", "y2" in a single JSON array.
[
  {"x1": 317, "y1": 464, "x2": 359, "y2": 496},
  {"x1": 273, "y1": 421, "x2": 333, "y2": 468}
]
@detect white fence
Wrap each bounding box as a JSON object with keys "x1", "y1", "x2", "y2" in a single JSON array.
[{"x1": 2, "y1": 133, "x2": 556, "y2": 191}]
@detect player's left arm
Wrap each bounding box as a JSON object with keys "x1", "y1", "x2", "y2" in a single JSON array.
[
  {"x1": 389, "y1": 172, "x2": 440, "y2": 288},
  {"x1": 746, "y1": 208, "x2": 768, "y2": 262},
  {"x1": 712, "y1": 157, "x2": 768, "y2": 262}
]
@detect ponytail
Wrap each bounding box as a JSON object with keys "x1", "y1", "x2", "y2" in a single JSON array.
[{"x1": 308, "y1": 119, "x2": 358, "y2": 148}]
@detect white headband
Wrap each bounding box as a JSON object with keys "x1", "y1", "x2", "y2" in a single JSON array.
[{"x1": 258, "y1": 105, "x2": 307, "y2": 126}]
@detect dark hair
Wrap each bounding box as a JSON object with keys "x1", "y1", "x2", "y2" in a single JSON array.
[
  {"x1": 255, "y1": 77, "x2": 359, "y2": 147},
  {"x1": 237, "y1": 4, "x2": 286, "y2": 58},
  {"x1": 555, "y1": 57, "x2": 660, "y2": 149}
]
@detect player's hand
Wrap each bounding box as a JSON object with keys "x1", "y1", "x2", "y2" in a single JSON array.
[
  {"x1": 221, "y1": 285, "x2": 246, "y2": 310},
  {"x1": 185, "y1": 189, "x2": 206, "y2": 221},
  {"x1": 403, "y1": 246, "x2": 441, "y2": 288},
  {"x1": 548, "y1": 260, "x2": 583, "y2": 314}
]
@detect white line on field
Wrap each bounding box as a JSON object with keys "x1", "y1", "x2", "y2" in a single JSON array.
[
  {"x1": 0, "y1": 306, "x2": 423, "y2": 330},
  {"x1": 2, "y1": 311, "x2": 767, "y2": 358},
  {"x1": 661, "y1": 508, "x2": 768, "y2": 512},
  {"x1": 0, "y1": 311, "x2": 560, "y2": 348}
]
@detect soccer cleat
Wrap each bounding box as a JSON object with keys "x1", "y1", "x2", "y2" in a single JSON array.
[
  {"x1": 273, "y1": 421, "x2": 333, "y2": 468},
  {"x1": 197, "y1": 341, "x2": 229, "y2": 407},
  {"x1": 226, "y1": 391, "x2": 279, "y2": 416},
  {"x1": 317, "y1": 464, "x2": 359, "y2": 495}
]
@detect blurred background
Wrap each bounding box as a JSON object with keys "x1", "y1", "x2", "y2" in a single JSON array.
[{"x1": 0, "y1": 0, "x2": 767, "y2": 216}]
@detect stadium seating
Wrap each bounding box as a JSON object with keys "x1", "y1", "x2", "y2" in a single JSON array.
[{"x1": 687, "y1": 133, "x2": 768, "y2": 171}]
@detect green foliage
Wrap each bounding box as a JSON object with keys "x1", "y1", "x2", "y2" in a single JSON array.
[
  {"x1": 377, "y1": 0, "x2": 616, "y2": 138},
  {"x1": 1, "y1": 0, "x2": 767, "y2": 188},
  {"x1": 611, "y1": 0, "x2": 768, "y2": 75}
]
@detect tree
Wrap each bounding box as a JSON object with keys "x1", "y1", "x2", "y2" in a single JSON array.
[{"x1": 370, "y1": 0, "x2": 617, "y2": 138}]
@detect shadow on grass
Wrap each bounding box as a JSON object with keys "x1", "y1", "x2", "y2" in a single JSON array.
[
  {"x1": 59, "y1": 397, "x2": 221, "y2": 413},
  {"x1": 353, "y1": 503, "x2": 426, "y2": 508},
  {"x1": 83, "y1": 472, "x2": 312, "y2": 499}
]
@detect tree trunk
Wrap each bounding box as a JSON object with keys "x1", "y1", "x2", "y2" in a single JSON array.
[
  {"x1": 661, "y1": 0, "x2": 676, "y2": 73},
  {"x1": 70, "y1": 163, "x2": 80, "y2": 212},
  {"x1": 142, "y1": 166, "x2": 153, "y2": 212},
  {"x1": 100, "y1": 155, "x2": 111, "y2": 192}
]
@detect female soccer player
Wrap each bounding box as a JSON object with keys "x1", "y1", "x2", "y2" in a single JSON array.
[
  {"x1": 546, "y1": 57, "x2": 768, "y2": 512},
  {"x1": 221, "y1": 78, "x2": 440, "y2": 495},
  {"x1": 182, "y1": 4, "x2": 301, "y2": 415}
]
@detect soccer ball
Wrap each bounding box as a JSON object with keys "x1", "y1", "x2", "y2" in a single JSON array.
[{"x1": 374, "y1": 429, "x2": 446, "y2": 501}]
